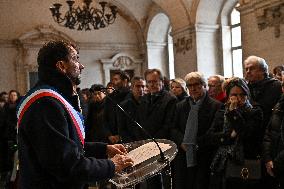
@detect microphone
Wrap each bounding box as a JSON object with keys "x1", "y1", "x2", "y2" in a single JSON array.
[{"x1": 102, "y1": 88, "x2": 168, "y2": 162}]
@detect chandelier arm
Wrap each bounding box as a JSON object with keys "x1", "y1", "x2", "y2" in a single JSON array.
[{"x1": 49, "y1": 1, "x2": 118, "y2": 30}]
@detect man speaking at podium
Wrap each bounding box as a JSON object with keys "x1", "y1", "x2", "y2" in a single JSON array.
[{"x1": 17, "y1": 41, "x2": 133, "y2": 189}]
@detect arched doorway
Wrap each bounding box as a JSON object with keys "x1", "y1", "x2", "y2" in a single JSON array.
[{"x1": 146, "y1": 13, "x2": 173, "y2": 78}]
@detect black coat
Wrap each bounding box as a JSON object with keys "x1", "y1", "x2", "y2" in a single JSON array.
[
  {"x1": 248, "y1": 78, "x2": 282, "y2": 137},
  {"x1": 208, "y1": 103, "x2": 263, "y2": 189},
  {"x1": 170, "y1": 92, "x2": 222, "y2": 189},
  {"x1": 209, "y1": 104, "x2": 263, "y2": 160},
  {"x1": 171, "y1": 93, "x2": 222, "y2": 158},
  {"x1": 117, "y1": 94, "x2": 141, "y2": 143},
  {"x1": 263, "y1": 94, "x2": 284, "y2": 180},
  {"x1": 18, "y1": 69, "x2": 115, "y2": 189},
  {"x1": 85, "y1": 100, "x2": 108, "y2": 143},
  {"x1": 103, "y1": 87, "x2": 131, "y2": 138},
  {"x1": 136, "y1": 90, "x2": 177, "y2": 140}
]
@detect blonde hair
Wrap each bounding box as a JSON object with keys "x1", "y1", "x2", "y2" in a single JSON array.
[{"x1": 170, "y1": 78, "x2": 188, "y2": 93}]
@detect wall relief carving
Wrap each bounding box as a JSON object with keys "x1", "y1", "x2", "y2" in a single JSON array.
[
  {"x1": 174, "y1": 36, "x2": 192, "y2": 54},
  {"x1": 113, "y1": 56, "x2": 133, "y2": 69},
  {"x1": 256, "y1": 3, "x2": 284, "y2": 38}
]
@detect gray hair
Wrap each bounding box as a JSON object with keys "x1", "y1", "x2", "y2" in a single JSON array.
[
  {"x1": 208, "y1": 75, "x2": 225, "y2": 85},
  {"x1": 245, "y1": 55, "x2": 269, "y2": 77},
  {"x1": 184, "y1": 72, "x2": 206, "y2": 87}
]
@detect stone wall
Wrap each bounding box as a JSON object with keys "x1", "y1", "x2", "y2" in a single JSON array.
[{"x1": 239, "y1": 0, "x2": 284, "y2": 71}]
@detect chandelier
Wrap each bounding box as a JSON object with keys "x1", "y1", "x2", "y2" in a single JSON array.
[{"x1": 49, "y1": 0, "x2": 118, "y2": 31}]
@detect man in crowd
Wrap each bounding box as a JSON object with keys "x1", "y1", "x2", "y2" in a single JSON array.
[
  {"x1": 117, "y1": 76, "x2": 146, "y2": 143},
  {"x1": 17, "y1": 40, "x2": 133, "y2": 189},
  {"x1": 244, "y1": 55, "x2": 282, "y2": 136},
  {"x1": 104, "y1": 70, "x2": 131, "y2": 144},
  {"x1": 244, "y1": 55, "x2": 282, "y2": 189},
  {"x1": 136, "y1": 69, "x2": 177, "y2": 189},
  {"x1": 171, "y1": 72, "x2": 222, "y2": 189},
  {"x1": 207, "y1": 75, "x2": 226, "y2": 103}
]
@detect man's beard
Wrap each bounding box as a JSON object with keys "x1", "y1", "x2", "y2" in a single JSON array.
[
  {"x1": 66, "y1": 73, "x2": 81, "y2": 85},
  {"x1": 73, "y1": 77, "x2": 81, "y2": 85}
]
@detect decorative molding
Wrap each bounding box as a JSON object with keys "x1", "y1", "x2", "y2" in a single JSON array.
[
  {"x1": 256, "y1": 3, "x2": 284, "y2": 38},
  {"x1": 100, "y1": 53, "x2": 143, "y2": 85},
  {"x1": 146, "y1": 41, "x2": 167, "y2": 49},
  {"x1": 195, "y1": 24, "x2": 220, "y2": 33},
  {"x1": 0, "y1": 39, "x2": 140, "y2": 51},
  {"x1": 99, "y1": 53, "x2": 143, "y2": 85},
  {"x1": 171, "y1": 25, "x2": 193, "y2": 36},
  {"x1": 78, "y1": 42, "x2": 141, "y2": 51}
]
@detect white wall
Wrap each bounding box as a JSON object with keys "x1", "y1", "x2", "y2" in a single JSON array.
[{"x1": 0, "y1": 0, "x2": 143, "y2": 94}]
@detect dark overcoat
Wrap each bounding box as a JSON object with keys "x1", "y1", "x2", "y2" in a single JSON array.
[
  {"x1": 18, "y1": 69, "x2": 115, "y2": 189},
  {"x1": 170, "y1": 93, "x2": 222, "y2": 189}
]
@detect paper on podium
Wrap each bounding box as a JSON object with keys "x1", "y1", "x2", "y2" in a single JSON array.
[
  {"x1": 109, "y1": 139, "x2": 177, "y2": 188},
  {"x1": 126, "y1": 142, "x2": 171, "y2": 166}
]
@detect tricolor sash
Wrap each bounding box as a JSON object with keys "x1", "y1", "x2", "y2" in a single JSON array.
[{"x1": 17, "y1": 87, "x2": 85, "y2": 147}]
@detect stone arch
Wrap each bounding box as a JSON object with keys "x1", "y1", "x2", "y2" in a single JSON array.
[
  {"x1": 14, "y1": 25, "x2": 75, "y2": 94},
  {"x1": 146, "y1": 12, "x2": 171, "y2": 77},
  {"x1": 194, "y1": 0, "x2": 229, "y2": 79},
  {"x1": 111, "y1": 0, "x2": 145, "y2": 50},
  {"x1": 152, "y1": 0, "x2": 191, "y2": 31}
]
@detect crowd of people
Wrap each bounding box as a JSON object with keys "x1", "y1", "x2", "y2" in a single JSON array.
[{"x1": 0, "y1": 40, "x2": 283, "y2": 189}]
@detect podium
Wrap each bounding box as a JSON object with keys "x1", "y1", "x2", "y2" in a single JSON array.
[{"x1": 109, "y1": 139, "x2": 177, "y2": 188}]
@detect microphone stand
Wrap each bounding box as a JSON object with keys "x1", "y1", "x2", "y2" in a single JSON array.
[
  {"x1": 102, "y1": 88, "x2": 173, "y2": 189},
  {"x1": 102, "y1": 88, "x2": 168, "y2": 162}
]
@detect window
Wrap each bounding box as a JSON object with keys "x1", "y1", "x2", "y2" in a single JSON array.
[{"x1": 230, "y1": 4, "x2": 243, "y2": 77}]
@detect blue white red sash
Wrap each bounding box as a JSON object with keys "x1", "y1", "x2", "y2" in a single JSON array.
[{"x1": 17, "y1": 87, "x2": 85, "y2": 146}]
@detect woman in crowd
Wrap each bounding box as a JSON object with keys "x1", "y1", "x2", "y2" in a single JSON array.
[
  {"x1": 170, "y1": 78, "x2": 188, "y2": 101},
  {"x1": 208, "y1": 77, "x2": 263, "y2": 189},
  {"x1": 85, "y1": 84, "x2": 108, "y2": 143}
]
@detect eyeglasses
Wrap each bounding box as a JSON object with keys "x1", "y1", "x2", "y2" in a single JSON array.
[
  {"x1": 208, "y1": 84, "x2": 221, "y2": 88},
  {"x1": 186, "y1": 82, "x2": 201, "y2": 88},
  {"x1": 146, "y1": 80, "x2": 160, "y2": 84}
]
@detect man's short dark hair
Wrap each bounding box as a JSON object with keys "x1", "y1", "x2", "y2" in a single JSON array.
[
  {"x1": 131, "y1": 76, "x2": 145, "y2": 86},
  {"x1": 144, "y1": 69, "x2": 163, "y2": 80},
  {"x1": 37, "y1": 40, "x2": 77, "y2": 69},
  {"x1": 113, "y1": 70, "x2": 130, "y2": 82},
  {"x1": 9, "y1": 90, "x2": 20, "y2": 98},
  {"x1": 90, "y1": 84, "x2": 105, "y2": 92}
]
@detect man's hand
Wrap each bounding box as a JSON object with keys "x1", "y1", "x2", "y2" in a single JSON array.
[
  {"x1": 107, "y1": 144, "x2": 127, "y2": 158},
  {"x1": 111, "y1": 154, "x2": 134, "y2": 173},
  {"x1": 265, "y1": 161, "x2": 275, "y2": 177}
]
